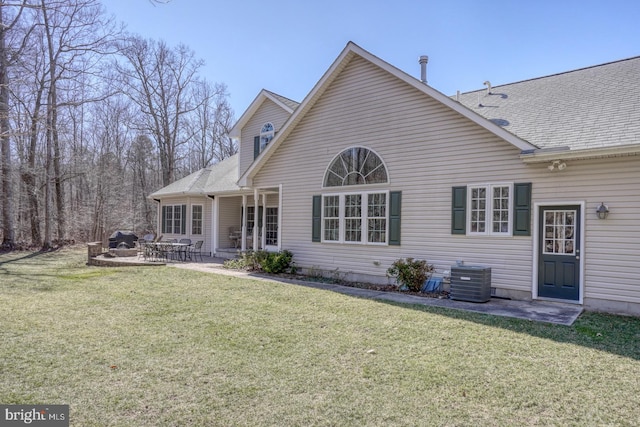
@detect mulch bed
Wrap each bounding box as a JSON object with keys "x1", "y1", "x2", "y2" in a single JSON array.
[{"x1": 270, "y1": 272, "x2": 450, "y2": 299}]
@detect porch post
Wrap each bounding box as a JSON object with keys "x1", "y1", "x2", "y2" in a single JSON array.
[
  {"x1": 253, "y1": 189, "x2": 259, "y2": 251},
  {"x1": 261, "y1": 193, "x2": 267, "y2": 249},
  {"x1": 241, "y1": 195, "x2": 247, "y2": 251},
  {"x1": 278, "y1": 184, "x2": 282, "y2": 250}
]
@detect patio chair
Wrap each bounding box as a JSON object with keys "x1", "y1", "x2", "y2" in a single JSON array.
[
  {"x1": 228, "y1": 227, "x2": 241, "y2": 248},
  {"x1": 136, "y1": 239, "x2": 147, "y2": 259},
  {"x1": 163, "y1": 239, "x2": 178, "y2": 261},
  {"x1": 143, "y1": 241, "x2": 162, "y2": 262},
  {"x1": 177, "y1": 238, "x2": 191, "y2": 261},
  {"x1": 189, "y1": 240, "x2": 204, "y2": 262}
]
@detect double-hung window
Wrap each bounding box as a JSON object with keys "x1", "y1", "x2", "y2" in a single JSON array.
[
  {"x1": 191, "y1": 205, "x2": 203, "y2": 235},
  {"x1": 162, "y1": 204, "x2": 186, "y2": 234},
  {"x1": 468, "y1": 184, "x2": 512, "y2": 235},
  {"x1": 322, "y1": 192, "x2": 387, "y2": 244},
  {"x1": 314, "y1": 146, "x2": 400, "y2": 245},
  {"x1": 246, "y1": 206, "x2": 256, "y2": 234},
  {"x1": 452, "y1": 182, "x2": 531, "y2": 236},
  {"x1": 323, "y1": 196, "x2": 340, "y2": 241}
]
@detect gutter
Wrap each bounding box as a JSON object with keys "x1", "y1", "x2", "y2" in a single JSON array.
[{"x1": 520, "y1": 143, "x2": 640, "y2": 163}]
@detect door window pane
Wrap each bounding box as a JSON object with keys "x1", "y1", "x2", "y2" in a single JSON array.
[{"x1": 543, "y1": 210, "x2": 576, "y2": 255}]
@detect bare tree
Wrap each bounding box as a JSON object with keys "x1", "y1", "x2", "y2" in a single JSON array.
[
  {"x1": 185, "y1": 80, "x2": 235, "y2": 170},
  {"x1": 116, "y1": 36, "x2": 205, "y2": 186},
  {"x1": 36, "y1": 0, "x2": 118, "y2": 248},
  {"x1": 0, "y1": 0, "x2": 234, "y2": 248},
  {"x1": 0, "y1": 0, "x2": 31, "y2": 249}
]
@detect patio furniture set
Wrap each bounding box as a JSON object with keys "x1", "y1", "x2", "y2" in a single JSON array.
[{"x1": 137, "y1": 236, "x2": 204, "y2": 262}]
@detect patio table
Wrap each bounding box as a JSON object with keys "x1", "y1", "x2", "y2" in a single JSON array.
[{"x1": 144, "y1": 242, "x2": 190, "y2": 262}]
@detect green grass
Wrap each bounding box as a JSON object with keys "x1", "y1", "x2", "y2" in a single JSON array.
[{"x1": 1, "y1": 248, "x2": 639, "y2": 426}]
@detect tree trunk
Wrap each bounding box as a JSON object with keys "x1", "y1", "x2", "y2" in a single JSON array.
[{"x1": 0, "y1": 4, "x2": 15, "y2": 249}]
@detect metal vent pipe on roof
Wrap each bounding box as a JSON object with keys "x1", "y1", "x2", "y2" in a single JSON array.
[{"x1": 419, "y1": 55, "x2": 429, "y2": 83}]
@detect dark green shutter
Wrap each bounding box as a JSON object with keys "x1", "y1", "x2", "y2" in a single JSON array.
[
  {"x1": 312, "y1": 195, "x2": 321, "y2": 242},
  {"x1": 181, "y1": 205, "x2": 187, "y2": 234},
  {"x1": 161, "y1": 205, "x2": 167, "y2": 234},
  {"x1": 388, "y1": 191, "x2": 401, "y2": 245},
  {"x1": 451, "y1": 186, "x2": 467, "y2": 235},
  {"x1": 254, "y1": 136, "x2": 260, "y2": 159},
  {"x1": 513, "y1": 183, "x2": 532, "y2": 236},
  {"x1": 258, "y1": 206, "x2": 263, "y2": 228}
]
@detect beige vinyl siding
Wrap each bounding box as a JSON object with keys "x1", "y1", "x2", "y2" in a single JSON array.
[
  {"x1": 157, "y1": 196, "x2": 213, "y2": 255},
  {"x1": 239, "y1": 99, "x2": 292, "y2": 178},
  {"x1": 532, "y1": 158, "x2": 640, "y2": 305},
  {"x1": 265, "y1": 193, "x2": 279, "y2": 206},
  {"x1": 250, "y1": 55, "x2": 640, "y2": 306},
  {"x1": 251, "y1": 56, "x2": 536, "y2": 286},
  {"x1": 217, "y1": 196, "x2": 242, "y2": 250}
]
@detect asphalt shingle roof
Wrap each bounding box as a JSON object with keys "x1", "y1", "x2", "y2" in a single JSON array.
[
  {"x1": 455, "y1": 56, "x2": 640, "y2": 150},
  {"x1": 149, "y1": 154, "x2": 240, "y2": 197}
]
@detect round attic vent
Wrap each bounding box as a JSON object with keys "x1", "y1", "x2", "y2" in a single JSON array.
[{"x1": 489, "y1": 118, "x2": 509, "y2": 127}]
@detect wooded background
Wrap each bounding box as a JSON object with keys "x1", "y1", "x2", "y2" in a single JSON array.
[{"x1": 0, "y1": 0, "x2": 236, "y2": 250}]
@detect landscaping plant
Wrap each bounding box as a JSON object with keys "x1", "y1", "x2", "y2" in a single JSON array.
[
  {"x1": 224, "y1": 250, "x2": 293, "y2": 274},
  {"x1": 387, "y1": 257, "x2": 433, "y2": 291}
]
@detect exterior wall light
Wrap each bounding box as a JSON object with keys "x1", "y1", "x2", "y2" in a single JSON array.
[
  {"x1": 596, "y1": 202, "x2": 609, "y2": 220},
  {"x1": 548, "y1": 160, "x2": 567, "y2": 171}
]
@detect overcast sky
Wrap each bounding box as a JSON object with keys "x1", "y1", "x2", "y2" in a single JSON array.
[{"x1": 104, "y1": 0, "x2": 640, "y2": 117}]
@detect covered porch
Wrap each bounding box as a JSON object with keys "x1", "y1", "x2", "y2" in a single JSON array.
[{"x1": 212, "y1": 186, "x2": 281, "y2": 259}]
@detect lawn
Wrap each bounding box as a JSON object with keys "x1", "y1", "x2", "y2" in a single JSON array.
[{"x1": 1, "y1": 248, "x2": 639, "y2": 426}]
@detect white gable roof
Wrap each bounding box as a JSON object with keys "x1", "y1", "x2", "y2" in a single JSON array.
[{"x1": 238, "y1": 42, "x2": 536, "y2": 186}]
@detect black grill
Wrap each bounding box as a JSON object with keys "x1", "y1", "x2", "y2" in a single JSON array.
[{"x1": 108, "y1": 231, "x2": 138, "y2": 249}]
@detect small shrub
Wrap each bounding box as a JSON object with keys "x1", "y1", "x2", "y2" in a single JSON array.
[
  {"x1": 260, "y1": 250, "x2": 293, "y2": 274},
  {"x1": 387, "y1": 258, "x2": 434, "y2": 292},
  {"x1": 223, "y1": 250, "x2": 294, "y2": 274},
  {"x1": 222, "y1": 254, "x2": 252, "y2": 270},
  {"x1": 222, "y1": 251, "x2": 261, "y2": 271}
]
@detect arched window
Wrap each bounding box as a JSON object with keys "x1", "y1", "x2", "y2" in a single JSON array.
[
  {"x1": 323, "y1": 147, "x2": 388, "y2": 187},
  {"x1": 314, "y1": 147, "x2": 397, "y2": 246},
  {"x1": 260, "y1": 122, "x2": 274, "y2": 151}
]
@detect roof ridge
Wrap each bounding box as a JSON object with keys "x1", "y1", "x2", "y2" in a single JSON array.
[
  {"x1": 459, "y1": 55, "x2": 640, "y2": 95},
  {"x1": 263, "y1": 89, "x2": 299, "y2": 106}
]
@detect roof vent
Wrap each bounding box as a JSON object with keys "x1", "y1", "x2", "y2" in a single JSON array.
[
  {"x1": 483, "y1": 80, "x2": 492, "y2": 94},
  {"x1": 419, "y1": 55, "x2": 429, "y2": 84}
]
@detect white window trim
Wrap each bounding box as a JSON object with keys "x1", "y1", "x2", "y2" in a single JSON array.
[
  {"x1": 467, "y1": 183, "x2": 513, "y2": 236},
  {"x1": 260, "y1": 122, "x2": 274, "y2": 152},
  {"x1": 191, "y1": 204, "x2": 203, "y2": 235},
  {"x1": 321, "y1": 190, "x2": 389, "y2": 245},
  {"x1": 163, "y1": 204, "x2": 184, "y2": 235}
]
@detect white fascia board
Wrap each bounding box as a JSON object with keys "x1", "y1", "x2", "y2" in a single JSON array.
[{"x1": 520, "y1": 144, "x2": 640, "y2": 163}]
